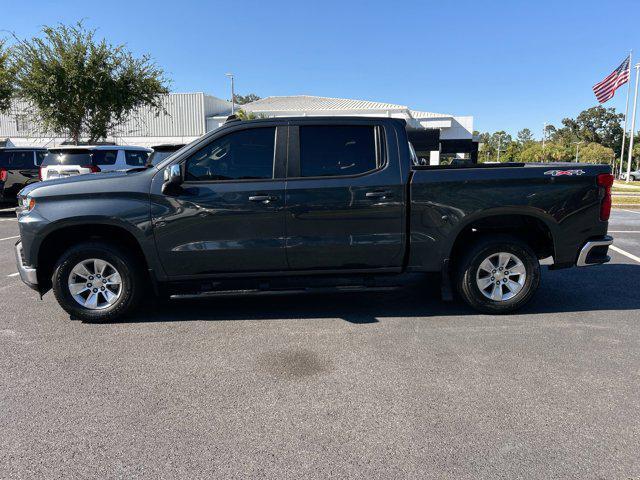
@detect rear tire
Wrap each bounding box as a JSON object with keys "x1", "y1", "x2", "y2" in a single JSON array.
[
  {"x1": 455, "y1": 235, "x2": 540, "y2": 314},
  {"x1": 52, "y1": 242, "x2": 143, "y2": 322}
]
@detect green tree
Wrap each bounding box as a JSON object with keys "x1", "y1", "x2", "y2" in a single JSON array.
[
  {"x1": 234, "y1": 93, "x2": 261, "y2": 105},
  {"x1": 13, "y1": 22, "x2": 169, "y2": 144},
  {"x1": 235, "y1": 108, "x2": 267, "y2": 120},
  {"x1": 516, "y1": 128, "x2": 533, "y2": 144},
  {"x1": 0, "y1": 40, "x2": 14, "y2": 112},
  {"x1": 577, "y1": 142, "x2": 615, "y2": 164},
  {"x1": 519, "y1": 143, "x2": 545, "y2": 163},
  {"x1": 555, "y1": 106, "x2": 623, "y2": 155}
]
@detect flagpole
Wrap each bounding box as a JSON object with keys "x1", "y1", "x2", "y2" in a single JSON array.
[
  {"x1": 625, "y1": 63, "x2": 640, "y2": 183},
  {"x1": 619, "y1": 51, "x2": 633, "y2": 178}
]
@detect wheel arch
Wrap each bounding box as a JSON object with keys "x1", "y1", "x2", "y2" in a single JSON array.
[
  {"x1": 35, "y1": 219, "x2": 157, "y2": 294},
  {"x1": 447, "y1": 210, "x2": 557, "y2": 268}
]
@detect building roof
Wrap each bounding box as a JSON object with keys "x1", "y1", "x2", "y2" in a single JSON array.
[{"x1": 241, "y1": 95, "x2": 409, "y2": 113}]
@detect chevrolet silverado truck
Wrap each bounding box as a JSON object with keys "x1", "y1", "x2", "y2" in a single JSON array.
[{"x1": 14, "y1": 117, "x2": 613, "y2": 322}]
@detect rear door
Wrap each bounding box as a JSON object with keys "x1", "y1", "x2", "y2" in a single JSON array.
[
  {"x1": 284, "y1": 122, "x2": 405, "y2": 271},
  {"x1": 151, "y1": 124, "x2": 289, "y2": 276}
]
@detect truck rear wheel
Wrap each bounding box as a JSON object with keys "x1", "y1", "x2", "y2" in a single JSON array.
[
  {"x1": 456, "y1": 235, "x2": 540, "y2": 314},
  {"x1": 52, "y1": 242, "x2": 143, "y2": 322}
]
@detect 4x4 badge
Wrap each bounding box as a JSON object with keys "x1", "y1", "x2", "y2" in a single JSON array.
[{"x1": 544, "y1": 169, "x2": 586, "y2": 176}]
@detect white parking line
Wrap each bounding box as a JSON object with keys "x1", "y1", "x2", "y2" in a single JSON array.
[
  {"x1": 0, "y1": 235, "x2": 19, "y2": 242},
  {"x1": 0, "y1": 207, "x2": 16, "y2": 212},
  {"x1": 610, "y1": 245, "x2": 640, "y2": 264},
  {"x1": 617, "y1": 208, "x2": 640, "y2": 215},
  {"x1": 7, "y1": 272, "x2": 19, "y2": 277},
  {"x1": 0, "y1": 219, "x2": 17, "y2": 222}
]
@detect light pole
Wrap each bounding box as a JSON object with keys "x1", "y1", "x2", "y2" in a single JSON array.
[
  {"x1": 573, "y1": 141, "x2": 583, "y2": 162},
  {"x1": 496, "y1": 133, "x2": 505, "y2": 162},
  {"x1": 225, "y1": 73, "x2": 235, "y2": 115}
]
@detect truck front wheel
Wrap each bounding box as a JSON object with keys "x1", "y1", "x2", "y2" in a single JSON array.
[
  {"x1": 52, "y1": 242, "x2": 143, "y2": 322},
  {"x1": 456, "y1": 235, "x2": 540, "y2": 314}
]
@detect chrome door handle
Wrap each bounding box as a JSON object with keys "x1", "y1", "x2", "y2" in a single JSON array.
[
  {"x1": 249, "y1": 195, "x2": 278, "y2": 203},
  {"x1": 365, "y1": 190, "x2": 393, "y2": 199}
]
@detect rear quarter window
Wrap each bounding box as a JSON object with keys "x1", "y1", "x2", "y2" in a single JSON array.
[{"x1": 125, "y1": 150, "x2": 150, "y2": 167}]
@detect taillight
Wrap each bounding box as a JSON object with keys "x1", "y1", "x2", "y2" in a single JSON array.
[
  {"x1": 81, "y1": 165, "x2": 101, "y2": 173},
  {"x1": 0, "y1": 168, "x2": 6, "y2": 182},
  {"x1": 597, "y1": 173, "x2": 614, "y2": 221},
  {"x1": 38, "y1": 167, "x2": 44, "y2": 181}
]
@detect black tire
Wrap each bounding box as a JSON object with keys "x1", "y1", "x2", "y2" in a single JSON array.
[
  {"x1": 455, "y1": 235, "x2": 540, "y2": 314},
  {"x1": 52, "y1": 242, "x2": 143, "y2": 322},
  {"x1": 630, "y1": 175, "x2": 637, "y2": 182}
]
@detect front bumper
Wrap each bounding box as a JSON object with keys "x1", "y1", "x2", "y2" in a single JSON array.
[
  {"x1": 576, "y1": 235, "x2": 613, "y2": 267},
  {"x1": 15, "y1": 241, "x2": 38, "y2": 290}
]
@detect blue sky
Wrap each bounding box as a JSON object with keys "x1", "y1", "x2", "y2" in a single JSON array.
[{"x1": 4, "y1": 0, "x2": 640, "y2": 136}]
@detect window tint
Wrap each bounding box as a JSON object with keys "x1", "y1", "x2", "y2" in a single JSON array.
[
  {"x1": 9, "y1": 151, "x2": 34, "y2": 169},
  {"x1": 125, "y1": 150, "x2": 150, "y2": 167},
  {"x1": 41, "y1": 151, "x2": 91, "y2": 166},
  {"x1": 299, "y1": 125, "x2": 378, "y2": 177},
  {"x1": 185, "y1": 127, "x2": 275, "y2": 181},
  {"x1": 35, "y1": 151, "x2": 46, "y2": 166},
  {"x1": 92, "y1": 150, "x2": 118, "y2": 166}
]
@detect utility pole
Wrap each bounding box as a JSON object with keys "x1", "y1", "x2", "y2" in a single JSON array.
[
  {"x1": 225, "y1": 73, "x2": 235, "y2": 114},
  {"x1": 626, "y1": 64, "x2": 640, "y2": 182}
]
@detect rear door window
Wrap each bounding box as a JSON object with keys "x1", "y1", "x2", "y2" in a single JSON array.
[
  {"x1": 125, "y1": 150, "x2": 150, "y2": 167},
  {"x1": 92, "y1": 150, "x2": 118, "y2": 166},
  {"x1": 298, "y1": 125, "x2": 379, "y2": 177}
]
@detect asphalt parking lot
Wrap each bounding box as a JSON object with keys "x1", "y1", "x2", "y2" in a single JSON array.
[{"x1": 1, "y1": 208, "x2": 640, "y2": 479}]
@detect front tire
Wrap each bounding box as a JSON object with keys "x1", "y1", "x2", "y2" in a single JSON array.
[
  {"x1": 52, "y1": 242, "x2": 143, "y2": 322},
  {"x1": 456, "y1": 235, "x2": 540, "y2": 314}
]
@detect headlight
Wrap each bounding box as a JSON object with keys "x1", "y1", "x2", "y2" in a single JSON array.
[{"x1": 21, "y1": 195, "x2": 36, "y2": 212}]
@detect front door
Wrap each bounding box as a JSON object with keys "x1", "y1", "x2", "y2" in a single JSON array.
[
  {"x1": 284, "y1": 123, "x2": 405, "y2": 271},
  {"x1": 152, "y1": 125, "x2": 288, "y2": 277}
]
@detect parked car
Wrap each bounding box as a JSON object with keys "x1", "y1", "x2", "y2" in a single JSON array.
[
  {"x1": 0, "y1": 147, "x2": 47, "y2": 204},
  {"x1": 39, "y1": 145, "x2": 152, "y2": 181},
  {"x1": 148, "y1": 144, "x2": 186, "y2": 166},
  {"x1": 620, "y1": 169, "x2": 639, "y2": 181},
  {"x1": 15, "y1": 117, "x2": 613, "y2": 322}
]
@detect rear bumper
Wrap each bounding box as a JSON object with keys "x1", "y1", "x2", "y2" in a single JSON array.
[
  {"x1": 15, "y1": 241, "x2": 38, "y2": 290},
  {"x1": 576, "y1": 235, "x2": 613, "y2": 267}
]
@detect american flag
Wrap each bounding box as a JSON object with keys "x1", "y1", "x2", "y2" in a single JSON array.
[{"x1": 592, "y1": 56, "x2": 631, "y2": 103}]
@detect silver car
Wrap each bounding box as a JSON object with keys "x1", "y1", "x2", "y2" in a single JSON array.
[{"x1": 620, "y1": 169, "x2": 640, "y2": 181}]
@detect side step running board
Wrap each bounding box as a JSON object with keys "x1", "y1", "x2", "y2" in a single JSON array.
[{"x1": 170, "y1": 285, "x2": 400, "y2": 300}]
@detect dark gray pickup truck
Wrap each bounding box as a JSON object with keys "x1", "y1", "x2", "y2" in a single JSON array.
[{"x1": 15, "y1": 117, "x2": 613, "y2": 321}]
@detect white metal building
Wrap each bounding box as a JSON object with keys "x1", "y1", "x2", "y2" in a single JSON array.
[
  {"x1": 0, "y1": 93, "x2": 232, "y2": 148},
  {"x1": 0, "y1": 93, "x2": 475, "y2": 163}
]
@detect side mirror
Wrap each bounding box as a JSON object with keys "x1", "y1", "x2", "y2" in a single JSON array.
[{"x1": 162, "y1": 164, "x2": 183, "y2": 194}]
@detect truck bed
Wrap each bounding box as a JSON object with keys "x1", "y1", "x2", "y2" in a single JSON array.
[{"x1": 408, "y1": 163, "x2": 611, "y2": 271}]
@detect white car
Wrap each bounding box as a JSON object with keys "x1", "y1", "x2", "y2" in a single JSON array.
[
  {"x1": 39, "y1": 145, "x2": 152, "y2": 181},
  {"x1": 620, "y1": 169, "x2": 640, "y2": 181}
]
